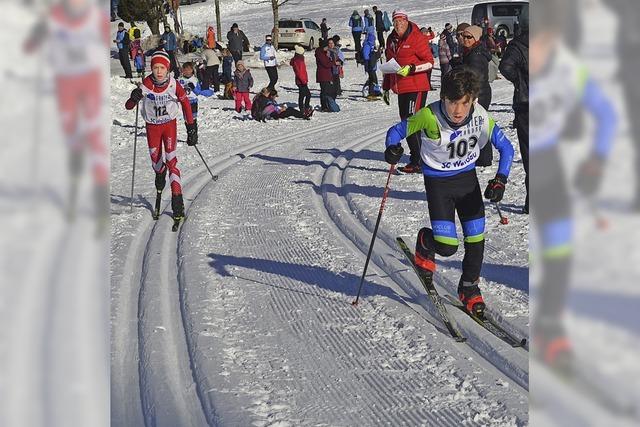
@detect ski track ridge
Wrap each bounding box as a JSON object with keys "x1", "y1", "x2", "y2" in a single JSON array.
[
  {"x1": 114, "y1": 115, "x2": 368, "y2": 427},
  {"x1": 314, "y1": 128, "x2": 530, "y2": 392}
]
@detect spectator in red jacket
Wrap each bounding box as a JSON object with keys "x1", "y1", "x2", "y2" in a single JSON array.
[
  {"x1": 382, "y1": 10, "x2": 434, "y2": 173},
  {"x1": 315, "y1": 38, "x2": 337, "y2": 112},
  {"x1": 290, "y1": 44, "x2": 312, "y2": 114}
]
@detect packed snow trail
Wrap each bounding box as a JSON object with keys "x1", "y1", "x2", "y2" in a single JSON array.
[{"x1": 177, "y1": 109, "x2": 527, "y2": 425}]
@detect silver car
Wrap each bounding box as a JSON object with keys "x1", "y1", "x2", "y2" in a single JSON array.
[
  {"x1": 278, "y1": 18, "x2": 322, "y2": 50},
  {"x1": 471, "y1": 1, "x2": 529, "y2": 38}
]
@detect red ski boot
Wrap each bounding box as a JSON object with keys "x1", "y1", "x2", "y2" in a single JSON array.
[{"x1": 458, "y1": 278, "x2": 486, "y2": 318}]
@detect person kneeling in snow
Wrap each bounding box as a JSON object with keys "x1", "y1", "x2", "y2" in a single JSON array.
[
  {"x1": 125, "y1": 50, "x2": 198, "y2": 223},
  {"x1": 384, "y1": 67, "x2": 514, "y2": 318}
]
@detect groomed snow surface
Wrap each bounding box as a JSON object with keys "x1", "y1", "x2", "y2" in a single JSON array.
[{"x1": 111, "y1": 1, "x2": 530, "y2": 426}]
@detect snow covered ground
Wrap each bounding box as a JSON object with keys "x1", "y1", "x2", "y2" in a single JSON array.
[{"x1": 110, "y1": 1, "x2": 532, "y2": 425}]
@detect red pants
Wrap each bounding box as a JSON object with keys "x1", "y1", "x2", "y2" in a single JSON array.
[
  {"x1": 234, "y1": 91, "x2": 252, "y2": 112},
  {"x1": 145, "y1": 120, "x2": 182, "y2": 196},
  {"x1": 56, "y1": 71, "x2": 108, "y2": 186}
]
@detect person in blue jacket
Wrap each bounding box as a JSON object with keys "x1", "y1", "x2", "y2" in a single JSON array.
[
  {"x1": 349, "y1": 10, "x2": 364, "y2": 53},
  {"x1": 384, "y1": 67, "x2": 514, "y2": 318},
  {"x1": 161, "y1": 24, "x2": 179, "y2": 78},
  {"x1": 362, "y1": 29, "x2": 381, "y2": 99}
]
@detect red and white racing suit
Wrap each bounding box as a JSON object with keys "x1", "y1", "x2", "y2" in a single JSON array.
[{"x1": 125, "y1": 75, "x2": 194, "y2": 196}]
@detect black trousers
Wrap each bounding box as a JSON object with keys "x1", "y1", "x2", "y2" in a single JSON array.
[
  {"x1": 297, "y1": 84, "x2": 311, "y2": 110},
  {"x1": 353, "y1": 31, "x2": 362, "y2": 52},
  {"x1": 377, "y1": 30, "x2": 385, "y2": 50},
  {"x1": 201, "y1": 65, "x2": 220, "y2": 92},
  {"x1": 266, "y1": 66, "x2": 278, "y2": 89},
  {"x1": 398, "y1": 91, "x2": 428, "y2": 165},
  {"x1": 366, "y1": 69, "x2": 378, "y2": 94},
  {"x1": 231, "y1": 50, "x2": 242, "y2": 63},
  {"x1": 333, "y1": 74, "x2": 342, "y2": 95},
  {"x1": 424, "y1": 169, "x2": 485, "y2": 282},
  {"x1": 278, "y1": 108, "x2": 305, "y2": 119},
  {"x1": 118, "y1": 48, "x2": 133, "y2": 78}
]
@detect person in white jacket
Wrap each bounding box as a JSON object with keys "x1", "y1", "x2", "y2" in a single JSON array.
[{"x1": 260, "y1": 35, "x2": 278, "y2": 89}]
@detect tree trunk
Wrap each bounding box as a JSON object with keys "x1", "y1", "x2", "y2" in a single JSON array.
[
  {"x1": 272, "y1": 0, "x2": 279, "y2": 49},
  {"x1": 147, "y1": 16, "x2": 160, "y2": 35},
  {"x1": 215, "y1": 0, "x2": 222, "y2": 43}
]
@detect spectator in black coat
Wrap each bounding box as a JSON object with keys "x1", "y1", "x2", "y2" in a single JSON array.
[
  {"x1": 320, "y1": 18, "x2": 330, "y2": 41},
  {"x1": 372, "y1": 6, "x2": 385, "y2": 48},
  {"x1": 459, "y1": 25, "x2": 493, "y2": 166},
  {"x1": 499, "y1": 28, "x2": 529, "y2": 212},
  {"x1": 443, "y1": 22, "x2": 455, "y2": 55},
  {"x1": 227, "y1": 23, "x2": 250, "y2": 64}
]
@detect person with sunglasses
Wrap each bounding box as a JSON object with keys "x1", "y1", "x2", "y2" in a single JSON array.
[{"x1": 454, "y1": 25, "x2": 494, "y2": 167}]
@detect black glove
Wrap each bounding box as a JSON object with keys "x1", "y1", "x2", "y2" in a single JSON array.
[
  {"x1": 186, "y1": 121, "x2": 198, "y2": 146},
  {"x1": 384, "y1": 145, "x2": 403, "y2": 165},
  {"x1": 187, "y1": 82, "x2": 196, "y2": 91},
  {"x1": 484, "y1": 174, "x2": 507, "y2": 202},
  {"x1": 130, "y1": 87, "x2": 143, "y2": 103},
  {"x1": 574, "y1": 156, "x2": 604, "y2": 196}
]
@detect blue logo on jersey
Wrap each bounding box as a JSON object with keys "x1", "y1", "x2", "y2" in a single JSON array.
[
  {"x1": 450, "y1": 130, "x2": 462, "y2": 141},
  {"x1": 147, "y1": 93, "x2": 155, "y2": 100}
]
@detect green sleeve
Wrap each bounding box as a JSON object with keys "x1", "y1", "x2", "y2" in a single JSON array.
[{"x1": 406, "y1": 106, "x2": 440, "y2": 139}]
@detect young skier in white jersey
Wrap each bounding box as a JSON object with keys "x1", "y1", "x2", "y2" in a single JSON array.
[
  {"x1": 125, "y1": 50, "x2": 198, "y2": 225},
  {"x1": 384, "y1": 67, "x2": 514, "y2": 317}
]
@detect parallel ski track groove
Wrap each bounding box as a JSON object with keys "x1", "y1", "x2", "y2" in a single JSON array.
[
  {"x1": 317, "y1": 128, "x2": 530, "y2": 397},
  {"x1": 343, "y1": 151, "x2": 529, "y2": 343},
  {"x1": 182, "y1": 111, "x2": 477, "y2": 425},
  {"x1": 120, "y1": 116, "x2": 362, "y2": 426}
]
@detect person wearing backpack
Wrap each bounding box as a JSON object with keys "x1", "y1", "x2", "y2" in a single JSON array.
[
  {"x1": 349, "y1": 10, "x2": 364, "y2": 53},
  {"x1": 114, "y1": 22, "x2": 133, "y2": 78}
]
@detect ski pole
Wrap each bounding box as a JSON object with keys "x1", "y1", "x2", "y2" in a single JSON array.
[
  {"x1": 193, "y1": 145, "x2": 218, "y2": 181},
  {"x1": 129, "y1": 103, "x2": 139, "y2": 212},
  {"x1": 495, "y1": 202, "x2": 508, "y2": 225},
  {"x1": 352, "y1": 164, "x2": 396, "y2": 306}
]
